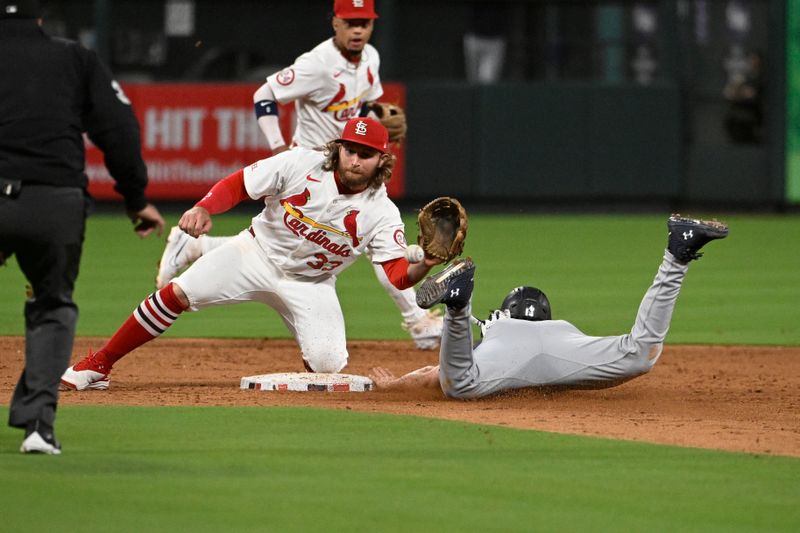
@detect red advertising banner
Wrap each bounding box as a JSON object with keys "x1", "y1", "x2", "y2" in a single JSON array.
[{"x1": 86, "y1": 83, "x2": 406, "y2": 201}]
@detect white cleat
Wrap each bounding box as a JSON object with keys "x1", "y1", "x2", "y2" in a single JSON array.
[
  {"x1": 403, "y1": 309, "x2": 444, "y2": 350},
  {"x1": 20, "y1": 431, "x2": 62, "y2": 455},
  {"x1": 155, "y1": 226, "x2": 202, "y2": 289}
]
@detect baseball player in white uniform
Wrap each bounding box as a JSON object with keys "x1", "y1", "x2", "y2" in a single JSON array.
[
  {"x1": 370, "y1": 215, "x2": 729, "y2": 399},
  {"x1": 61, "y1": 118, "x2": 443, "y2": 391},
  {"x1": 155, "y1": 0, "x2": 444, "y2": 350}
]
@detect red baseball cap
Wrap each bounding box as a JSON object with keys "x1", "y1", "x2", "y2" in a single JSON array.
[
  {"x1": 334, "y1": 0, "x2": 378, "y2": 19},
  {"x1": 338, "y1": 118, "x2": 388, "y2": 153}
]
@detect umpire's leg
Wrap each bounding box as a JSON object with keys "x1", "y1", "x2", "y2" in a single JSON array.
[{"x1": 5, "y1": 186, "x2": 86, "y2": 431}]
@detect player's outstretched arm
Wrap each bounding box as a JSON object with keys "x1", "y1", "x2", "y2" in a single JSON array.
[
  {"x1": 406, "y1": 254, "x2": 444, "y2": 285},
  {"x1": 379, "y1": 253, "x2": 443, "y2": 291},
  {"x1": 370, "y1": 365, "x2": 440, "y2": 390}
]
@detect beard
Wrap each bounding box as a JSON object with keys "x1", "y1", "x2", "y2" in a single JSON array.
[{"x1": 339, "y1": 167, "x2": 371, "y2": 191}]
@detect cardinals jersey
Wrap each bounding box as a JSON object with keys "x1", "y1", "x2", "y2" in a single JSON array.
[
  {"x1": 244, "y1": 147, "x2": 405, "y2": 277},
  {"x1": 267, "y1": 39, "x2": 383, "y2": 149}
]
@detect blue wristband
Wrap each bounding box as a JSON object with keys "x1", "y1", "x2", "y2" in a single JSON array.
[{"x1": 255, "y1": 100, "x2": 279, "y2": 118}]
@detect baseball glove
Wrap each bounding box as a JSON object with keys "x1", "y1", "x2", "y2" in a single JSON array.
[
  {"x1": 368, "y1": 102, "x2": 407, "y2": 142},
  {"x1": 417, "y1": 197, "x2": 468, "y2": 262}
]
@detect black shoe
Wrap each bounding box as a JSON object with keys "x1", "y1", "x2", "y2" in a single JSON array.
[
  {"x1": 416, "y1": 258, "x2": 475, "y2": 310},
  {"x1": 20, "y1": 420, "x2": 62, "y2": 455},
  {"x1": 667, "y1": 214, "x2": 729, "y2": 263}
]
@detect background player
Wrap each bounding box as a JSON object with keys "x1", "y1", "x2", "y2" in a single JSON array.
[
  {"x1": 155, "y1": 0, "x2": 443, "y2": 350},
  {"x1": 62, "y1": 118, "x2": 442, "y2": 391},
  {"x1": 1, "y1": 0, "x2": 165, "y2": 454},
  {"x1": 370, "y1": 215, "x2": 729, "y2": 398}
]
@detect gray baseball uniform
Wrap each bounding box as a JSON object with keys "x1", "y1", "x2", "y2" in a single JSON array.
[{"x1": 439, "y1": 251, "x2": 688, "y2": 399}]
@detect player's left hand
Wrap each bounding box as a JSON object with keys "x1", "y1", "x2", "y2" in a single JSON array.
[
  {"x1": 423, "y1": 253, "x2": 445, "y2": 268},
  {"x1": 369, "y1": 367, "x2": 398, "y2": 388},
  {"x1": 417, "y1": 197, "x2": 469, "y2": 263},
  {"x1": 178, "y1": 206, "x2": 212, "y2": 238},
  {"x1": 480, "y1": 309, "x2": 511, "y2": 337},
  {"x1": 370, "y1": 365, "x2": 439, "y2": 390},
  {"x1": 367, "y1": 102, "x2": 407, "y2": 142}
]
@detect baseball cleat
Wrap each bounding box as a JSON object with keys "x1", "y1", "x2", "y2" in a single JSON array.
[
  {"x1": 403, "y1": 309, "x2": 443, "y2": 350},
  {"x1": 155, "y1": 226, "x2": 202, "y2": 289},
  {"x1": 60, "y1": 351, "x2": 111, "y2": 391},
  {"x1": 416, "y1": 258, "x2": 476, "y2": 310},
  {"x1": 667, "y1": 214, "x2": 729, "y2": 263},
  {"x1": 20, "y1": 421, "x2": 62, "y2": 455}
]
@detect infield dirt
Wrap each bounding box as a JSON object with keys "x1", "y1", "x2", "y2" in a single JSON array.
[{"x1": 1, "y1": 337, "x2": 798, "y2": 457}]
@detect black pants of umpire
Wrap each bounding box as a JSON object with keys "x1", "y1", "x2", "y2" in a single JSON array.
[{"x1": 0, "y1": 183, "x2": 89, "y2": 434}]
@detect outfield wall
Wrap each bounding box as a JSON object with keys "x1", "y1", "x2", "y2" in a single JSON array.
[
  {"x1": 85, "y1": 82, "x2": 784, "y2": 208},
  {"x1": 405, "y1": 82, "x2": 683, "y2": 203},
  {"x1": 404, "y1": 81, "x2": 783, "y2": 208},
  {"x1": 85, "y1": 83, "x2": 408, "y2": 201}
]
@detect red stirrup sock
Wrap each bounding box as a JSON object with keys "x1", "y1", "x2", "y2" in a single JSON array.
[{"x1": 94, "y1": 284, "x2": 188, "y2": 367}]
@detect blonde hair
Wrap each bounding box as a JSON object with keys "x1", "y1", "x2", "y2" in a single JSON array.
[{"x1": 322, "y1": 140, "x2": 396, "y2": 190}]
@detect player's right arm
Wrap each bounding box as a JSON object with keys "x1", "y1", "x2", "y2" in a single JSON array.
[
  {"x1": 179, "y1": 152, "x2": 293, "y2": 237},
  {"x1": 178, "y1": 168, "x2": 249, "y2": 237},
  {"x1": 255, "y1": 51, "x2": 325, "y2": 152},
  {"x1": 253, "y1": 82, "x2": 287, "y2": 153}
]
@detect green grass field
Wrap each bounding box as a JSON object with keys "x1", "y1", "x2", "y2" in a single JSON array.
[
  {"x1": 1, "y1": 212, "x2": 798, "y2": 343},
  {"x1": 2, "y1": 212, "x2": 799, "y2": 531},
  {"x1": 1, "y1": 406, "x2": 798, "y2": 532}
]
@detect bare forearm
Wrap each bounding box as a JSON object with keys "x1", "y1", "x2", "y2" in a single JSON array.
[
  {"x1": 406, "y1": 256, "x2": 443, "y2": 285},
  {"x1": 380, "y1": 255, "x2": 443, "y2": 290},
  {"x1": 254, "y1": 82, "x2": 287, "y2": 151},
  {"x1": 370, "y1": 366, "x2": 440, "y2": 390}
]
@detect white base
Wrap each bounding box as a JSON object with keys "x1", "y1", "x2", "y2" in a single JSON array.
[{"x1": 240, "y1": 372, "x2": 374, "y2": 392}]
